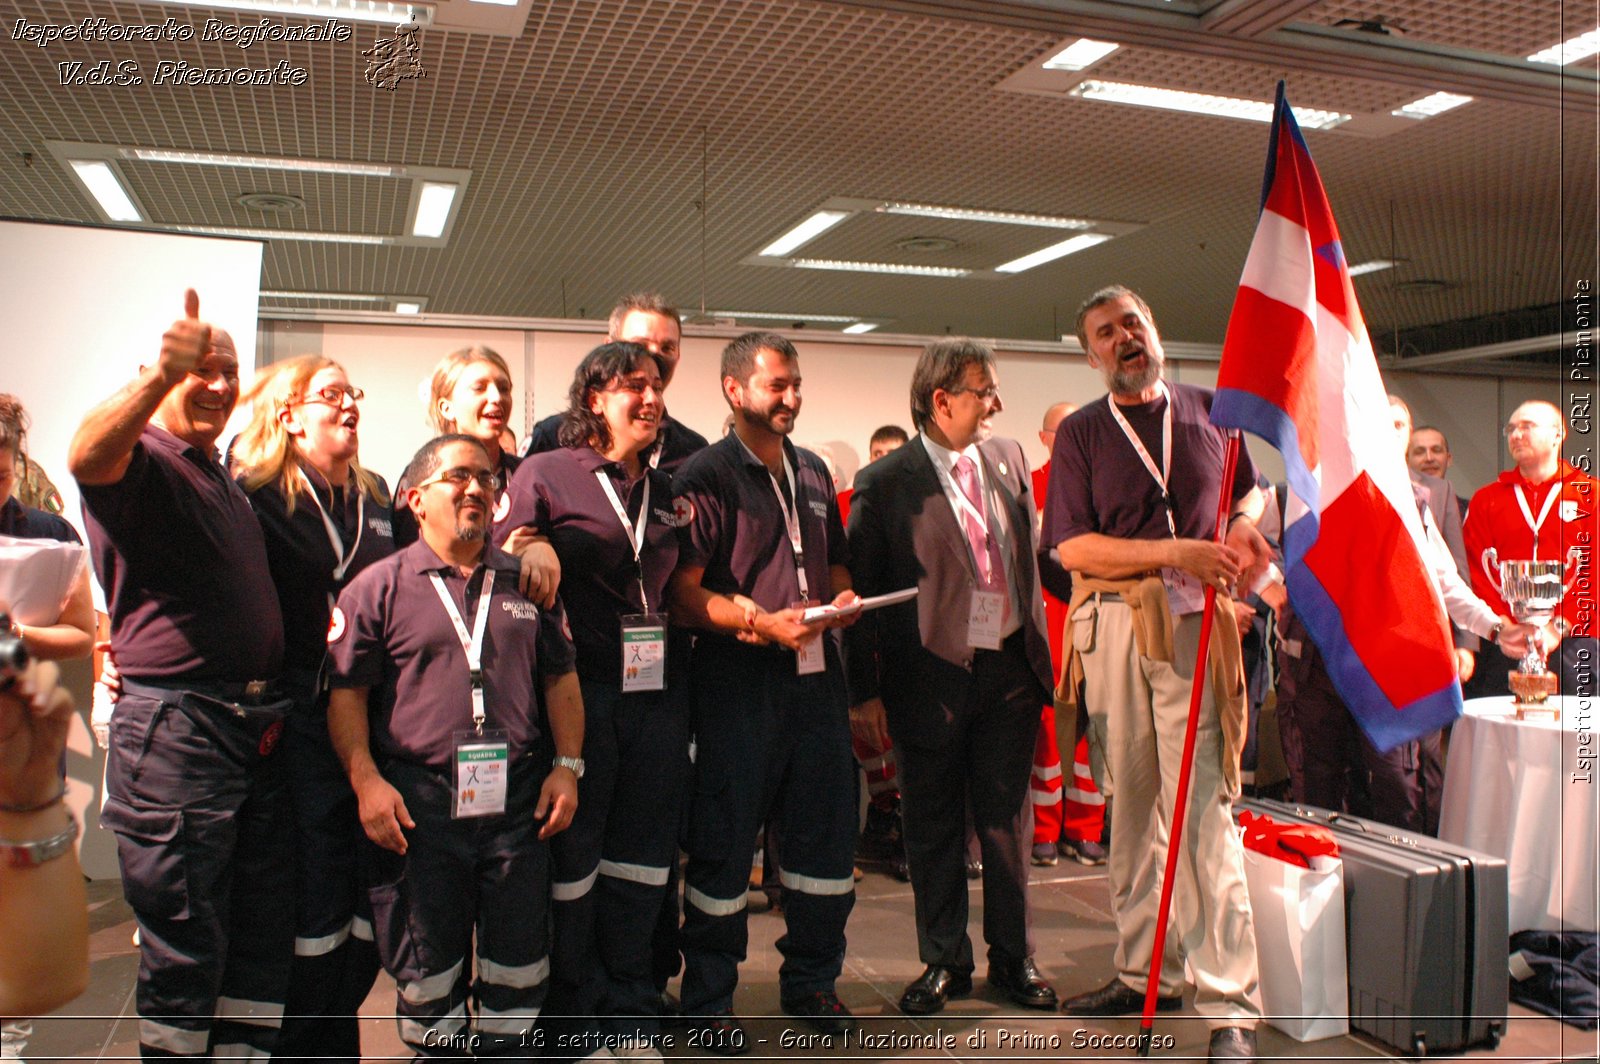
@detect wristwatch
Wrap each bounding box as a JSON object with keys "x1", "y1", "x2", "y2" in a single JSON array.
[
  {"x1": 553, "y1": 755, "x2": 586, "y2": 779},
  {"x1": 0, "y1": 815, "x2": 79, "y2": 869}
]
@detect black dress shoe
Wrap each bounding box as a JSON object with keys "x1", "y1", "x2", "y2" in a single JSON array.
[
  {"x1": 987, "y1": 957, "x2": 1058, "y2": 1010},
  {"x1": 1207, "y1": 1026, "x2": 1257, "y2": 1062},
  {"x1": 1060, "y1": 977, "x2": 1182, "y2": 1016},
  {"x1": 898, "y1": 964, "x2": 973, "y2": 1015},
  {"x1": 781, "y1": 990, "x2": 855, "y2": 1035}
]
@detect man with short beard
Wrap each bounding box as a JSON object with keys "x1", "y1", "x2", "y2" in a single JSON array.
[
  {"x1": 69, "y1": 289, "x2": 294, "y2": 1059},
  {"x1": 1046, "y1": 286, "x2": 1265, "y2": 1063},
  {"x1": 327, "y1": 433, "x2": 584, "y2": 1055},
  {"x1": 668, "y1": 332, "x2": 860, "y2": 1052}
]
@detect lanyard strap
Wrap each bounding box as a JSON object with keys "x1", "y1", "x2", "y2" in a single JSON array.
[
  {"x1": 1514, "y1": 479, "x2": 1561, "y2": 560},
  {"x1": 648, "y1": 424, "x2": 665, "y2": 470},
  {"x1": 304, "y1": 479, "x2": 366, "y2": 583},
  {"x1": 427, "y1": 568, "x2": 496, "y2": 731},
  {"x1": 1106, "y1": 381, "x2": 1176, "y2": 536},
  {"x1": 931, "y1": 450, "x2": 998, "y2": 581},
  {"x1": 595, "y1": 468, "x2": 652, "y2": 612},
  {"x1": 768, "y1": 451, "x2": 810, "y2": 602}
]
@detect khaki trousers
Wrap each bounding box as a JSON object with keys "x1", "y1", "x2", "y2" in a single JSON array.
[{"x1": 1074, "y1": 598, "x2": 1262, "y2": 1028}]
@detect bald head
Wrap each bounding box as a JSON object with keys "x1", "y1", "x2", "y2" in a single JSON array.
[
  {"x1": 1505, "y1": 400, "x2": 1565, "y2": 480},
  {"x1": 1040, "y1": 401, "x2": 1077, "y2": 453}
]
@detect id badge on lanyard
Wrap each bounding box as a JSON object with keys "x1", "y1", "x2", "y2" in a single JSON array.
[
  {"x1": 968, "y1": 591, "x2": 1005, "y2": 650},
  {"x1": 452, "y1": 728, "x2": 509, "y2": 818},
  {"x1": 1106, "y1": 386, "x2": 1207, "y2": 617},
  {"x1": 621, "y1": 612, "x2": 667, "y2": 692},
  {"x1": 428, "y1": 569, "x2": 505, "y2": 817},
  {"x1": 769, "y1": 453, "x2": 824, "y2": 676},
  {"x1": 790, "y1": 598, "x2": 826, "y2": 675}
]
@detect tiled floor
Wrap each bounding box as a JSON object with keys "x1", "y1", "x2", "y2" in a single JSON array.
[{"x1": 23, "y1": 861, "x2": 1597, "y2": 1061}]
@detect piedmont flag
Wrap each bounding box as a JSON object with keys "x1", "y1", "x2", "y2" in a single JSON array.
[{"x1": 1210, "y1": 83, "x2": 1460, "y2": 752}]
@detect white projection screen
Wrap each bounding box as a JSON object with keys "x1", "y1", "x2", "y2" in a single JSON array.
[
  {"x1": 0, "y1": 220, "x2": 261, "y2": 877},
  {"x1": 0, "y1": 220, "x2": 264, "y2": 533}
]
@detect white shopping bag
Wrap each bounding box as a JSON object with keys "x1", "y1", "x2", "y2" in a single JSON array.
[{"x1": 1243, "y1": 847, "x2": 1349, "y2": 1041}]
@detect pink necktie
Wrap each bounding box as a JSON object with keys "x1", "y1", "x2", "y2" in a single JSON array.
[{"x1": 953, "y1": 456, "x2": 1005, "y2": 594}]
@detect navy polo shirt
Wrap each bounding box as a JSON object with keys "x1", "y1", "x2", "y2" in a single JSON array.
[
  {"x1": 244, "y1": 469, "x2": 397, "y2": 680},
  {"x1": 327, "y1": 538, "x2": 577, "y2": 771},
  {"x1": 390, "y1": 449, "x2": 521, "y2": 550},
  {"x1": 524, "y1": 412, "x2": 709, "y2": 479},
  {"x1": 0, "y1": 496, "x2": 81, "y2": 544},
  {"x1": 672, "y1": 434, "x2": 849, "y2": 649},
  {"x1": 500, "y1": 445, "x2": 680, "y2": 682},
  {"x1": 79, "y1": 425, "x2": 284, "y2": 684},
  {"x1": 1045, "y1": 383, "x2": 1257, "y2": 548}
]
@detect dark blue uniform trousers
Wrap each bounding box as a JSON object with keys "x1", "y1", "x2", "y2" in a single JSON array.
[
  {"x1": 277, "y1": 678, "x2": 382, "y2": 1064},
  {"x1": 365, "y1": 759, "x2": 551, "y2": 1059},
  {"x1": 544, "y1": 679, "x2": 690, "y2": 1046},
  {"x1": 679, "y1": 640, "x2": 857, "y2": 1015},
  {"x1": 101, "y1": 685, "x2": 294, "y2": 1060}
]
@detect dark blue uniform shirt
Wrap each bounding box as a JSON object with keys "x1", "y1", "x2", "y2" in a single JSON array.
[
  {"x1": 500, "y1": 445, "x2": 680, "y2": 683},
  {"x1": 672, "y1": 434, "x2": 849, "y2": 652},
  {"x1": 79, "y1": 425, "x2": 284, "y2": 684},
  {"x1": 327, "y1": 538, "x2": 577, "y2": 771}
]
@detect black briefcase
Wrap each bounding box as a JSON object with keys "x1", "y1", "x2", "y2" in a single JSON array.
[{"x1": 1236, "y1": 796, "x2": 1508, "y2": 1056}]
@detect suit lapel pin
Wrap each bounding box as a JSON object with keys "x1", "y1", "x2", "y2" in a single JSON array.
[{"x1": 998, "y1": 461, "x2": 1008, "y2": 476}]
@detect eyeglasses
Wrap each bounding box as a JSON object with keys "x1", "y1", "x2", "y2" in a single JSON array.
[
  {"x1": 605, "y1": 377, "x2": 661, "y2": 397},
  {"x1": 1504, "y1": 420, "x2": 1553, "y2": 438},
  {"x1": 951, "y1": 385, "x2": 1000, "y2": 402},
  {"x1": 416, "y1": 466, "x2": 501, "y2": 492},
  {"x1": 293, "y1": 385, "x2": 364, "y2": 407}
]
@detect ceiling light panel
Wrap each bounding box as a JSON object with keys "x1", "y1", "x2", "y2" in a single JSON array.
[
  {"x1": 877, "y1": 203, "x2": 1092, "y2": 229},
  {"x1": 1347, "y1": 259, "x2": 1402, "y2": 276},
  {"x1": 1069, "y1": 80, "x2": 1351, "y2": 130},
  {"x1": 1527, "y1": 28, "x2": 1600, "y2": 65},
  {"x1": 67, "y1": 160, "x2": 143, "y2": 221},
  {"x1": 49, "y1": 142, "x2": 469, "y2": 246},
  {"x1": 994, "y1": 232, "x2": 1113, "y2": 273},
  {"x1": 759, "y1": 211, "x2": 851, "y2": 257},
  {"x1": 150, "y1": 0, "x2": 431, "y2": 27},
  {"x1": 174, "y1": 225, "x2": 393, "y2": 244},
  {"x1": 410, "y1": 181, "x2": 458, "y2": 238},
  {"x1": 841, "y1": 323, "x2": 879, "y2": 334},
  {"x1": 790, "y1": 259, "x2": 972, "y2": 278},
  {"x1": 127, "y1": 149, "x2": 398, "y2": 177},
  {"x1": 1392, "y1": 92, "x2": 1473, "y2": 119},
  {"x1": 1042, "y1": 38, "x2": 1120, "y2": 71}
]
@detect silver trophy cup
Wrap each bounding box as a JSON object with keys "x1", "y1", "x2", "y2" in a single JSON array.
[{"x1": 1491, "y1": 557, "x2": 1565, "y2": 710}]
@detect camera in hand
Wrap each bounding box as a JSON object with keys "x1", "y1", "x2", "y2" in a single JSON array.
[{"x1": 0, "y1": 612, "x2": 30, "y2": 688}]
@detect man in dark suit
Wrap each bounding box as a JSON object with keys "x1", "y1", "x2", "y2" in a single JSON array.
[{"x1": 845, "y1": 338, "x2": 1057, "y2": 1016}]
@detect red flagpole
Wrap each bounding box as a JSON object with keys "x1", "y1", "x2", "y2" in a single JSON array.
[{"x1": 1135, "y1": 430, "x2": 1242, "y2": 1058}]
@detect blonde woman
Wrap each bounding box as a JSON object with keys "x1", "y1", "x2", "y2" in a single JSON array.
[
  {"x1": 391, "y1": 346, "x2": 521, "y2": 548},
  {"x1": 232, "y1": 355, "x2": 395, "y2": 1064}
]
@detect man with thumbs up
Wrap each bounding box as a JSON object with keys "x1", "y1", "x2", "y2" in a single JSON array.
[{"x1": 69, "y1": 290, "x2": 294, "y2": 1060}]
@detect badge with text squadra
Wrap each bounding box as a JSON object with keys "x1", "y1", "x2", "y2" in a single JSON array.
[{"x1": 452, "y1": 729, "x2": 508, "y2": 818}]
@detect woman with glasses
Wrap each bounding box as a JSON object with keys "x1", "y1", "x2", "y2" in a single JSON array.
[
  {"x1": 231, "y1": 356, "x2": 396, "y2": 1064},
  {"x1": 500, "y1": 342, "x2": 687, "y2": 1061}
]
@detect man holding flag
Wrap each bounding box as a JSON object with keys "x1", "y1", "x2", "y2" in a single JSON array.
[{"x1": 1047, "y1": 285, "x2": 1265, "y2": 1061}]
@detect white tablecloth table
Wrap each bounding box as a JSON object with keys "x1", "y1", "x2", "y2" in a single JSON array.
[{"x1": 1438, "y1": 696, "x2": 1597, "y2": 934}]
